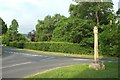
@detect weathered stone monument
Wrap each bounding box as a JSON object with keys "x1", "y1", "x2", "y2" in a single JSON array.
[
  {"x1": 89, "y1": 26, "x2": 105, "y2": 70},
  {"x1": 94, "y1": 26, "x2": 99, "y2": 63}
]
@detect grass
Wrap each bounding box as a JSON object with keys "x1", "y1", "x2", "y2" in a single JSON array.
[
  {"x1": 0, "y1": 36, "x2": 2, "y2": 55},
  {"x1": 25, "y1": 62, "x2": 119, "y2": 79},
  {"x1": 17, "y1": 48, "x2": 94, "y2": 58},
  {"x1": 0, "y1": 36, "x2": 1, "y2": 45},
  {"x1": 0, "y1": 49, "x2": 1, "y2": 55},
  {"x1": 17, "y1": 48, "x2": 118, "y2": 60}
]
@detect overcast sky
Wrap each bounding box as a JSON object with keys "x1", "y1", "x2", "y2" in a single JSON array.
[{"x1": 0, "y1": 0, "x2": 119, "y2": 34}]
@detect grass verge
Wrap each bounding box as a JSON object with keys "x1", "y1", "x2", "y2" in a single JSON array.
[
  {"x1": 24, "y1": 62, "x2": 118, "y2": 79},
  {"x1": 19, "y1": 48, "x2": 95, "y2": 58},
  {"x1": 17, "y1": 48, "x2": 118, "y2": 60}
]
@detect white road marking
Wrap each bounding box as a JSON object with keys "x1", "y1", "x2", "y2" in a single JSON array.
[
  {"x1": 22, "y1": 53, "x2": 43, "y2": 57},
  {"x1": 4, "y1": 51, "x2": 45, "y2": 57},
  {"x1": 0, "y1": 62, "x2": 31, "y2": 69},
  {"x1": 73, "y1": 59, "x2": 90, "y2": 61}
]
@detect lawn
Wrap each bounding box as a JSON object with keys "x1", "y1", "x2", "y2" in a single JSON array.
[{"x1": 25, "y1": 62, "x2": 119, "y2": 79}]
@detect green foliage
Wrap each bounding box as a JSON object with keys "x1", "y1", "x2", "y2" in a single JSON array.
[
  {"x1": 0, "y1": 17, "x2": 7, "y2": 35},
  {"x1": 24, "y1": 42, "x2": 51, "y2": 51},
  {"x1": 35, "y1": 14, "x2": 65, "y2": 42},
  {"x1": 2, "y1": 31, "x2": 10, "y2": 46},
  {"x1": 99, "y1": 23, "x2": 119, "y2": 57},
  {"x1": 9, "y1": 42, "x2": 93, "y2": 55},
  {"x1": 9, "y1": 42, "x2": 25, "y2": 48},
  {"x1": 9, "y1": 19, "x2": 19, "y2": 41},
  {"x1": 69, "y1": 2, "x2": 114, "y2": 25},
  {"x1": 0, "y1": 36, "x2": 1, "y2": 45},
  {"x1": 17, "y1": 33, "x2": 28, "y2": 42},
  {"x1": 2, "y1": 19, "x2": 27, "y2": 45},
  {"x1": 52, "y1": 17, "x2": 95, "y2": 44}
]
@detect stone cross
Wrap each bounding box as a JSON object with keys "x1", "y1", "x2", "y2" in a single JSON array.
[{"x1": 94, "y1": 26, "x2": 99, "y2": 63}]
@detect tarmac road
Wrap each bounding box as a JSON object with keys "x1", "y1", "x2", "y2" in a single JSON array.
[{"x1": 1, "y1": 47, "x2": 119, "y2": 78}]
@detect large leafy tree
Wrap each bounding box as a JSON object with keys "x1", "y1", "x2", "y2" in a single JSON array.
[
  {"x1": 35, "y1": 14, "x2": 65, "y2": 42},
  {"x1": 69, "y1": 2, "x2": 113, "y2": 25},
  {"x1": 0, "y1": 17, "x2": 7, "y2": 35},
  {"x1": 2, "y1": 30, "x2": 10, "y2": 45},
  {"x1": 17, "y1": 33, "x2": 28, "y2": 42},
  {"x1": 9, "y1": 19, "x2": 19, "y2": 41},
  {"x1": 0, "y1": 17, "x2": 8, "y2": 45},
  {"x1": 68, "y1": 1, "x2": 119, "y2": 56},
  {"x1": 99, "y1": 22, "x2": 119, "y2": 57},
  {"x1": 52, "y1": 17, "x2": 95, "y2": 44}
]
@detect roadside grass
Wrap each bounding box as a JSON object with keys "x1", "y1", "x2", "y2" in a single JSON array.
[
  {"x1": 24, "y1": 62, "x2": 118, "y2": 79},
  {"x1": 0, "y1": 50, "x2": 1, "y2": 55},
  {"x1": 17, "y1": 48, "x2": 93, "y2": 58},
  {"x1": 0, "y1": 36, "x2": 1, "y2": 45},
  {"x1": 0, "y1": 36, "x2": 2, "y2": 55},
  {"x1": 17, "y1": 48, "x2": 118, "y2": 60}
]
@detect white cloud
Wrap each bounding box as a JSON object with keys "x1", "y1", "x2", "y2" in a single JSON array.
[{"x1": 0, "y1": 0, "x2": 72, "y2": 33}]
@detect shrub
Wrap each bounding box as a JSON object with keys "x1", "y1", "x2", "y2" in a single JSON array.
[
  {"x1": 9, "y1": 42, "x2": 24, "y2": 48},
  {"x1": 9, "y1": 42, "x2": 93, "y2": 55},
  {"x1": 99, "y1": 24, "x2": 119, "y2": 57},
  {"x1": 9, "y1": 41, "x2": 119, "y2": 57}
]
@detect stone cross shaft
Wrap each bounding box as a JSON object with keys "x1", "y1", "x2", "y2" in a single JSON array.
[{"x1": 94, "y1": 26, "x2": 99, "y2": 63}]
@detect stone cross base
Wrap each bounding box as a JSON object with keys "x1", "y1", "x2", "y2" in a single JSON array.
[{"x1": 89, "y1": 62, "x2": 105, "y2": 70}]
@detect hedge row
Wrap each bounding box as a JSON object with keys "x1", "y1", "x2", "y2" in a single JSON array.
[
  {"x1": 9, "y1": 42, "x2": 24, "y2": 48},
  {"x1": 9, "y1": 42, "x2": 93, "y2": 54}
]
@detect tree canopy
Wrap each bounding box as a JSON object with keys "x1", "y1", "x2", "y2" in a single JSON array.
[
  {"x1": 35, "y1": 14, "x2": 65, "y2": 42},
  {"x1": 0, "y1": 17, "x2": 7, "y2": 35},
  {"x1": 69, "y1": 2, "x2": 114, "y2": 25},
  {"x1": 9, "y1": 19, "x2": 19, "y2": 41}
]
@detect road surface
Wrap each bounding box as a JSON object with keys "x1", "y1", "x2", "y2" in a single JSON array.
[{"x1": 1, "y1": 47, "x2": 119, "y2": 78}]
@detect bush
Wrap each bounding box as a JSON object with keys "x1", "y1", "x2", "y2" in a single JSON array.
[
  {"x1": 99, "y1": 24, "x2": 119, "y2": 57},
  {"x1": 9, "y1": 42, "x2": 24, "y2": 48},
  {"x1": 9, "y1": 40, "x2": 118, "y2": 57},
  {"x1": 9, "y1": 42, "x2": 93, "y2": 55}
]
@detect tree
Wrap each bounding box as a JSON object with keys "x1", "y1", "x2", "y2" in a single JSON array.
[
  {"x1": 99, "y1": 22, "x2": 119, "y2": 57},
  {"x1": 9, "y1": 19, "x2": 19, "y2": 41},
  {"x1": 0, "y1": 17, "x2": 7, "y2": 35},
  {"x1": 52, "y1": 17, "x2": 95, "y2": 45},
  {"x1": 28, "y1": 30, "x2": 35, "y2": 42},
  {"x1": 35, "y1": 14, "x2": 65, "y2": 42},
  {"x1": 116, "y1": 8, "x2": 120, "y2": 16},
  {"x1": 2, "y1": 30, "x2": 10, "y2": 45},
  {"x1": 69, "y1": 2, "x2": 113, "y2": 25},
  {"x1": 17, "y1": 33, "x2": 28, "y2": 42},
  {"x1": 68, "y1": 1, "x2": 119, "y2": 57}
]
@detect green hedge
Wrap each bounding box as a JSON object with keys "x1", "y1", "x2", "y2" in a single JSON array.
[
  {"x1": 9, "y1": 42, "x2": 93, "y2": 54},
  {"x1": 9, "y1": 42, "x2": 24, "y2": 48}
]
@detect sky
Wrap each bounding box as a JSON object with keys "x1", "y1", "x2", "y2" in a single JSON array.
[{"x1": 0, "y1": 0, "x2": 119, "y2": 34}]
